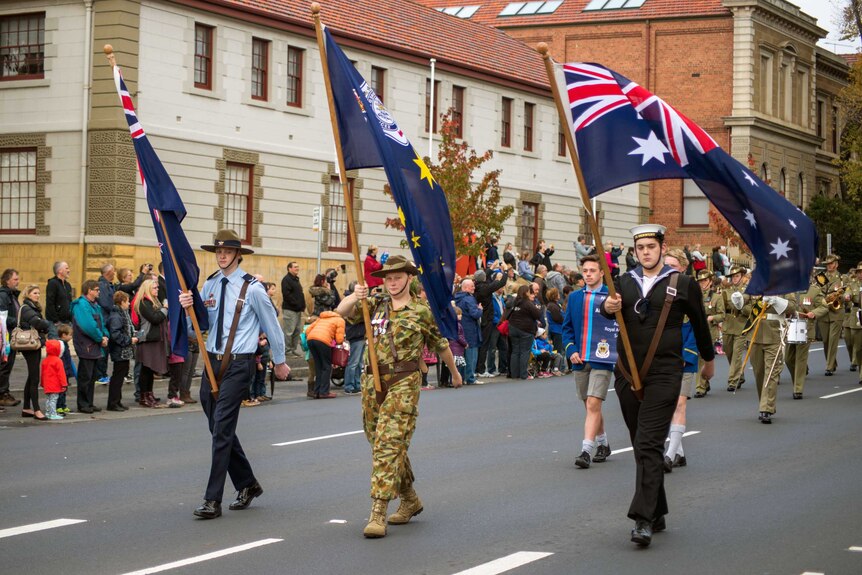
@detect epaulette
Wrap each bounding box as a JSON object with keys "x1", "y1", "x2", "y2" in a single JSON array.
[
  {"x1": 242, "y1": 273, "x2": 258, "y2": 283},
  {"x1": 207, "y1": 270, "x2": 220, "y2": 280}
]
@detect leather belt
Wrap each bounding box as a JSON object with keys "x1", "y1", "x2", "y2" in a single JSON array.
[
  {"x1": 365, "y1": 359, "x2": 420, "y2": 377},
  {"x1": 208, "y1": 352, "x2": 255, "y2": 361}
]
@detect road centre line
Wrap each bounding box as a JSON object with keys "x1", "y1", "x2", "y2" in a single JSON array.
[
  {"x1": 849, "y1": 546, "x2": 862, "y2": 552},
  {"x1": 273, "y1": 429, "x2": 364, "y2": 447},
  {"x1": 451, "y1": 551, "x2": 554, "y2": 575},
  {"x1": 819, "y1": 388, "x2": 862, "y2": 399},
  {"x1": 117, "y1": 538, "x2": 282, "y2": 575},
  {"x1": 612, "y1": 431, "x2": 701, "y2": 456},
  {"x1": 0, "y1": 518, "x2": 86, "y2": 540}
]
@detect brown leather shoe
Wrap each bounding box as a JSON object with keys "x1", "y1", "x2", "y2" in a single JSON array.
[
  {"x1": 0, "y1": 392, "x2": 21, "y2": 407},
  {"x1": 318, "y1": 392, "x2": 337, "y2": 399},
  {"x1": 179, "y1": 392, "x2": 197, "y2": 404}
]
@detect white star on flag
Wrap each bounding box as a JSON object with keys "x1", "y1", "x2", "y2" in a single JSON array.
[
  {"x1": 742, "y1": 171, "x2": 758, "y2": 187},
  {"x1": 744, "y1": 209, "x2": 757, "y2": 228},
  {"x1": 789, "y1": 219, "x2": 797, "y2": 229},
  {"x1": 770, "y1": 238, "x2": 792, "y2": 260},
  {"x1": 628, "y1": 132, "x2": 670, "y2": 166}
]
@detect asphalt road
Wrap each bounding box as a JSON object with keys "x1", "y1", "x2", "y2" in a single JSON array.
[{"x1": 2, "y1": 344, "x2": 862, "y2": 575}]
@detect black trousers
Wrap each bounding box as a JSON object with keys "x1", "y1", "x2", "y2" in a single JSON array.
[
  {"x1": 200, "y1": 354, "x2": 257, "y2": 502},
  {"x1": 21, "y1": 349, "x2": 42, "y2": 412},
  {"x1": 0, "y1": 348, "x2": 16, "y2": 395},
  {"x1": 308, "y1": 339, "x2": 332, "y2": 396},
  {"x1": 108, "y1": 360, "x2": 129, "y2": 408},
  {"x1": 76, "y1": 357, "x2": 98, "y2": 410},
  {"x1": 614, "y1": 369, "x2": 681, "y2": 522},
  {"x1": 476, "y1": 321, "x2": 495, "y2": 374}
]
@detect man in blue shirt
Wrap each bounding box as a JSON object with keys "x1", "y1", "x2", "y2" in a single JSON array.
[{"x1": 179, "y1": 229, "x2": 290, "y2": 519}]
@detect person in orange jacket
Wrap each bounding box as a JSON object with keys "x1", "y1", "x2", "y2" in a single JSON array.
[{"x1": 306, "y1": 311, "x2": 346, "y2": 398}]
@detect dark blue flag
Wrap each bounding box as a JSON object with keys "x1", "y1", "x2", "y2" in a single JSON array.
[
  {"x1": 111, "y1": 65, "x2": 208, "y2": 356},
  {"x1": 556, "y1": 62, "x2": 818, "y2": 295},
  {"x1": 324, "y1": 27, "x2": 458, "y2": 339}
]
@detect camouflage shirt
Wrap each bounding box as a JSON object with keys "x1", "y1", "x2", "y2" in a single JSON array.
[{"x1": 347, "y1": 293, "x2": 449, "y2": 365}]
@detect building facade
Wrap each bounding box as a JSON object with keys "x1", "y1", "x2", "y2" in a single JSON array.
[{"x1": 0, "y1": 0, "x2": 644, "y2": 301}]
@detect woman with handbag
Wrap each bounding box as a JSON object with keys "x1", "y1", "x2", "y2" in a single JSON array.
[
  {"x1": 305, "y1": 310, "x2": 345, "y2": 398},
  {"x1": 18, "y1": 285, "x2": 52, "y2": 420},
  {"x1": 134, "y1": 278, "x2": 168, "y2": 408}
]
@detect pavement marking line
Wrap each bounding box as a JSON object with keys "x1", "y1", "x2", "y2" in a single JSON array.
[
  {"x1": 117, "y1": 538, "x2": 283, "y2": 575},
  {"x1": 613, "y1": 431, "x2": 701, "y2": 455},
  {"x1": 272, "y1": 429, "x2": 363, "y2": 447},
  {"x1": 820, "y1": 388, "x2": 862, "y2": 399},
  {"x1": 451, "y1": 551, "x2": 554, "y2": 575},
  {"x1": 0, "y1": 518, "x2": 87, "y2": 540},
  {"x1": 849, "y1": 546, "x2": 862, "y2": 552},
  {"x1": 800, "y1": 572, "x2": 825, "y2": 575}
]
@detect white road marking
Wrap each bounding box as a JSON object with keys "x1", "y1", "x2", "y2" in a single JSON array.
[
  {"x1": 329, "y1": 519, "x2": 347, "y2": 524},
  {"x1": 820, "y1": 388, "x2": 862, "y2": 399},
  {"x1": 800, "y1": 572, "x2": 824, "y2": 575},
  {"x1": 272, "y1": 429, "x2": 363, "y2": 447},
  {"x1": 452, "y1": 552, "x2": 554, "y2": 575},
  {"x1": 118, "y1": 538, "x2": 282, "y2": 575},
  {"x1": 612, "y1": 431, "x2": 701, "y2": 455},
  {"x1": 849, "y1": 546, "x2": 862, "y2": 552},
  {"x1": 0, "y1": 518, "x2": 86, "y2": 539}
]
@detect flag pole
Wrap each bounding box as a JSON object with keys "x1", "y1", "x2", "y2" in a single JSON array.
[
  {"x1": 103, "y1": 44, "x2": 219, "y2": 397},
  {"x1": 537, "y1": 44, "x2": 644, "y2": 399},
  {"x1": 311, "y1": 3, "x2": 385, "y2": 403}
]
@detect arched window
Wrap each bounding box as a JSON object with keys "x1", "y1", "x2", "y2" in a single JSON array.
[
  {"x1": 779, "y1": 168, "x2": 786, "y2": 197},
  {"x1": 760, "y1": 162, "x2": 770, "y2": 186}
]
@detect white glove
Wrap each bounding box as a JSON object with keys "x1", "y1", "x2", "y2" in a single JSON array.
[
  {"x1": 730, "y1": 291, "x2": 744, "y2": 311},
  {"x1": 765, "y1": 296, "x2": 788, "y2": 314}
]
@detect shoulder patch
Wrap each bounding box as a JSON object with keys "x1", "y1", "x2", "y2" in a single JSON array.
[
  {"x1": 207, "y1": 270, "x2": 220, "y2": 280},
  {"x1": 242, "y1": 273, "x2": 258, "y2": 284}
]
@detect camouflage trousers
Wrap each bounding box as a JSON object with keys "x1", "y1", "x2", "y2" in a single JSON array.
[{"x1": 362, "y1": 371, "x2": 420, "y2": 501}]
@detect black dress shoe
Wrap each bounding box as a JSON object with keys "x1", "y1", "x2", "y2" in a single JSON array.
[
  {"x1": 229, "y1": 482, "x2": 263, "y2": 510},
  {"x1": 759, "y1": 411, "x2": 772, "y2": 424},
  {"x1": 792, "y1": 392, "x2": 803, "y2": 400},
  {"x1": 851, "y1": 364, "x2": 858, "y2": 372},
  {"x1": 726, "y1": 385, "x2": 736, "y2": 392},
  {"x1": 694, "y1": 391, "x2": 705, "y2": 398},
  {"x1": 672, "y1": 454, "x2": 687, "y2": 468},
  {"x1": 91, "y1": 406, "x2": 102, "y2": 412},
  {"x1": 652, "y1": 515, "x2": 666, "y2": 532},
  {"x1": 662, "y1": 456, "x2": 673, "y2": 473},
  {"x1": 79, "y1": 406, "x2": 94, "y2": 414},
  {"x1": 825, "y1": 370, "x2": 833, "y2": 376},
  {"x1": 106, "y1": 405, "x2": 124, "y2": 412},
  {"x1": 631, "y1": 519, "x2": 653, "y2": 547},
  {"x1": 193, "y1": 500, "x2": 222, "y2": 519}
]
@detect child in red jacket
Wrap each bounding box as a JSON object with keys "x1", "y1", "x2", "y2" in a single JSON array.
[{"x1": 41, "y1": 339, "x2": 68, "y2": 420}]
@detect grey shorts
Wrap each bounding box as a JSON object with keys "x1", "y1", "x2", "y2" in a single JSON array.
[
  {"x1": 574, "y1": 364, "x2": 612, "y2": 401},
  {"x1": 680, "y1": 371, "x2": 696, "y2": 399}
]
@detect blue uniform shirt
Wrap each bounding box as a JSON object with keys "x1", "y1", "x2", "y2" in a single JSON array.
[{"x1": 201, "y1": 267, "x2": 286, "y2": 364}]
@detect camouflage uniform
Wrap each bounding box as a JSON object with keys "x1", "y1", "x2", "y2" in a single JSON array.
[
  {"x1": 722, "y1": 280, "x2": 751, "y2": 391},
  {"x1": 785, "y1": 283, "x2": 824, "y2": 396},
  {"x1": 818, "y1": 269, "x2": 845, "y2": 373},
  {"x1": 348, "y1": 293, "x2": 449, "y2": 501}
]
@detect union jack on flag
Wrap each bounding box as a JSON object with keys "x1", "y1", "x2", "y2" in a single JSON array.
[
  {"x1": 554, "y1": 62, "x2": 818, "y2": 295},
  {"x1": 111, "y1": 65, "x2": 208, "y2": 356}
]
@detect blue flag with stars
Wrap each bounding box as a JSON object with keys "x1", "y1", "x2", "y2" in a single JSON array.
[
  {"x1": 324, "y1": 27, "x2": 457, "y2": 338},
  {"x1": 111, "y1": 64, "x2": 209, "y2": 357},
  {"x1": 556, "y1": 62, "x2": 818, "y2": 295}
]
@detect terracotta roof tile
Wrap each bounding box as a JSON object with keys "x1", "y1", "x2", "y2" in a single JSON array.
[
  {"x1": 415, "y1": 0, "x2": 730, "y2": 27},
  {"x1": 205, "y1": 0, "x2": 549, "y2": 89}
]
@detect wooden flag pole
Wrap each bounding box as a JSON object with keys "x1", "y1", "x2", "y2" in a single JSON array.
[
  {"x1": 537, "y1": 44, "x2": 644, "y2": 399},
  {"x1": 311, "y1": 4, "x2": 385, "y2": 403},
  {"x1": 104, "y1": 44, "x2": 219, "y2": 397}
]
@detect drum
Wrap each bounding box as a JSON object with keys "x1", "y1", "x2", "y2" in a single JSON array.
[{"x1": 786, "y1": 318, "x2": 808, "y2": 344}]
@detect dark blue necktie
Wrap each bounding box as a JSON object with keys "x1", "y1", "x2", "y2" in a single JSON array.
[{"x1": 215, "y1": 277, "x2": 229, "y2": 351}]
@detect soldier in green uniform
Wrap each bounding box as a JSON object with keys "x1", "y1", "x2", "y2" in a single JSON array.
[
  {"x1": 337, "y1": 255, "x2": 462, "y2": 539},
  {"x1": 818, "y1": 255, "x2": 845, "y2": 376},
  {"x1": 785, "y1": 279, "x2": 825, "y2": 400},
  {"x1": 695, "y1": 269, "x2": 724, "y2": 398},
  {"x1": 842, "y1": 265, "x2": 862, "y2": 372},
  {"x1": 749, "y1": 294, "x2": 796, "y2": 423},
  {"x1": 723, "y1": 265, "x2": 751, "y2": 392}
]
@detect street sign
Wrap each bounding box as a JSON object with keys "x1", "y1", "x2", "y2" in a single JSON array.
[{"x1": 312, "y1": 206, "x2": 321, "y2": 232}]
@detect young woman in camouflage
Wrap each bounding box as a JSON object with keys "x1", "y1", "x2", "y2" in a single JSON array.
[{"x1": 337, "y1": 255, "x2": 462, "y2": 538}]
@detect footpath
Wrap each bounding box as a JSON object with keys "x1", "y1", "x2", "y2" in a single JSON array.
[{"x1": 0, "y1": 353, "x2": 313, "y2": 428}]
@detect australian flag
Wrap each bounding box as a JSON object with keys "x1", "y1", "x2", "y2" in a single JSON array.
[
  {"x1": 556, "y1": 62, "x2": 818, "y2": 295},
  {"x1": 111, "y1": 65, "x2": 208, "y2": 356},
  {"x1": 323, "y1": 27, "x2": 458, "y2": 339}
]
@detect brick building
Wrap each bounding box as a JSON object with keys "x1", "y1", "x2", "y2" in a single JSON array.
[{"x1": 420, "y1": 0, "x2": 849, "y2": 251}]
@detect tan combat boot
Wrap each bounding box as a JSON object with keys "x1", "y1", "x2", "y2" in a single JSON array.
[
  {"x1": 363, "y1": 498, "x2": 389, "y2": 538},
  {"x1": 387, "y1": 485, "x2": 424, "y2": 525}
]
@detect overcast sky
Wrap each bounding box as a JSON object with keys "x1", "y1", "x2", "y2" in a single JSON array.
[{"x1": 792, "y1": 0, "x2": 859, "y2": 53}]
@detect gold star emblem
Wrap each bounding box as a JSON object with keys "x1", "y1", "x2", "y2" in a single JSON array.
[
  {"x1": 413, "y1": 150, "x2": 435, "y2": 188},
  {"x1": 411, "y1": 231, "x2": 421, "y2": 248},
  {"x1": 417, "y1": 265, "x2": 424, "y2": 275},
  {"x1": 398, "y1": 206, "x2": 406, "y2": 227}
]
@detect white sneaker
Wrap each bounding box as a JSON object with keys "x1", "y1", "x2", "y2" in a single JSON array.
[
  {"x1": 167, "y1": 397, "x2": 184, "y2": 408},
  {"x1": 477, "y1": 372, "x2": 491, "y2": 378},
  {"x1": 488, "y1": 372, "x2": 500, "y2": 378}
]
